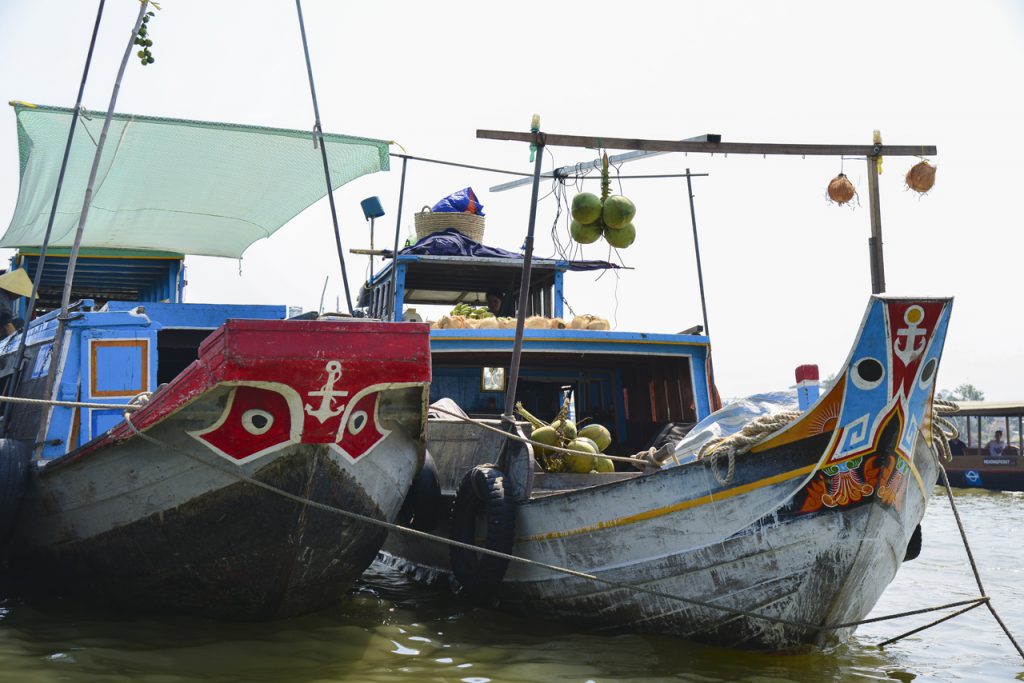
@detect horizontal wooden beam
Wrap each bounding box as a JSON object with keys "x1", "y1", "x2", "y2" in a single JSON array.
[{"x1": 477, "y1": 130, "x2": 936, "y2": 157}]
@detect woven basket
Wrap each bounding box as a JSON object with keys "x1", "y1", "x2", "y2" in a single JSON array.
[{"x1": 414, "y1": 206, "x2": 485, "y2": 242}]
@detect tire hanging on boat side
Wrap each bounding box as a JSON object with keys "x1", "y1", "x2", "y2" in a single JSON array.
[
  {"x1": 449, "y1": 464, "x2": 516, "y2": 597},
  {"x1": 902, "y1": 523, "x2": 923, "y2": 562},
  {"x1": 0, "y1": 438, "x2": 31, "y2": 548},
  {"x1": 397, "y1": 450, "x2": 444, "y2": 532}
]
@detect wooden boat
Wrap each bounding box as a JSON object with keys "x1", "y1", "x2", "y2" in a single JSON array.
[
  {"x1": 0, "y1": 105, "x2": 432, "y2": 618},
  {"x1": 943, "y1": 400, "x2": 1024, "y2": 491},
  {"x1": 368, "y1": 246, "x2": 953, "y2": 649},
  {"x1": 1, "y1": 312, "x2": 429, "y2": 618}
]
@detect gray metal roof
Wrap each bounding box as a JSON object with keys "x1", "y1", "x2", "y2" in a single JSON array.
[{"x1": 952, "y1": 401, "x2": 1024, "y2": 417}]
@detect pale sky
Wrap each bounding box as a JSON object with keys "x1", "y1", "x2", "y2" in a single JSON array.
[{"x1": 1, "y1": 1, "x2": 1022, "y2": 400}]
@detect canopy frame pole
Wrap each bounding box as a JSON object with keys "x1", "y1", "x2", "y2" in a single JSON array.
[
  {"x1": 502, "y1": 137, "x2": 546, "y2": 422},
  {"x1": 389, "y1": 156, "x2": 409, "y2": 321},
  {"x1": 685, "y1": 166, "x2": 716, "y2": 405},
  {"x1": 35, "y1": 1, "x2": 148, "y2": 459},
  {"x1": 0, "y1": 0, "x2": 107, "y2": 438},
  {"x1": 295, "y1": 0, "x2": 354, "y2": 316}
]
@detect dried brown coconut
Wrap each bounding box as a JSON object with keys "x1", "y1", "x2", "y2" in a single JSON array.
[
  {"x1": 906, "y1": 160, "x2": 936, "y2": 194},
  {"x1": 827, "y1": 173, "x2": 857, "y2": 205}
]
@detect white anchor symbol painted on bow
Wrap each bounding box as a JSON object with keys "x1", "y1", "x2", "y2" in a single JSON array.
[
  {"x1": 304, "y1": 360, "x2": 348, "y2": 424},
  {"x1": 894, "y1": 323, "x2": 927, "y2": 365}
]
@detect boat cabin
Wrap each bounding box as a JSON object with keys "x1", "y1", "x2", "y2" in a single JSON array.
[
  {"x1": 944, "y1": 400, "x2": 1024, "y2": 491},
  {"x1": 362, "y1": 250, "x2": 714, "y2": 456}
]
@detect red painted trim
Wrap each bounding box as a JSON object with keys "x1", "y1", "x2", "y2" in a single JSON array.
[{"x1": 50, "y1": 320, "x2": 431, "y2": 468}]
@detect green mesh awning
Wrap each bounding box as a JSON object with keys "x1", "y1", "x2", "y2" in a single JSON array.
[{"x1": 2, "y1": 102, "x2": 390, "y2": 258}]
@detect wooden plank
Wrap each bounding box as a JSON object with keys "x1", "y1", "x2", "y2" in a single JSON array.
[{"x1": 477, "y1": 130, "x2": 937, "y2": 157}]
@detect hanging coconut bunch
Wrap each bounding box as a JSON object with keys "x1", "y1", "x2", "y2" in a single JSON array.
[
  {"x1": 827, "y1": 173, "x2": 857, "y2": 206},
  {"x1": 906, "y1": 159, "x2": 937, "y2": 194},
  {"x1": 569, "y1": 153, "x2": 637, "y2": 249}
]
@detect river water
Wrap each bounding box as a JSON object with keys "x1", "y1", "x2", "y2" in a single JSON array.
[{"x1": 0, "y1": 488, "x2": 1021, "y2": 683}]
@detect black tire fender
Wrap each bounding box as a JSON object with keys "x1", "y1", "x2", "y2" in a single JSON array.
[
  {"x1": 903, "y1": 523, "x2": 923, "y2": 562},
  {"x1": 0, "y1": 438, "x2": 31, "y2": 546},
  {"x1": 397, "y1": 450, "x2": 444, "y2": 532},
  {"x1": 449, "y1": 464, "x2": 516, "y2": 596}
]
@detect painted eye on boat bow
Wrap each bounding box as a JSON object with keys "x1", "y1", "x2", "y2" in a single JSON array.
[
  {"x1": 851, "y1": 357, "x2": 885, "y2": 391},
  {"x1": 190, "y1": 386, "x2": 297, "y2": 464},
  {"x1": 241, "y1": 409, "x2": 274, "y2": 435}
]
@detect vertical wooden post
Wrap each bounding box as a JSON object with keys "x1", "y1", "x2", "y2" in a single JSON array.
[
  {"x1": 37, "y1": 1, "x2": 149, "y2": 459},
  {"x1": 685, "y1": 168, "x2": 716, "y2": 404},
  {"x1": 866, "y1": 131, "x2": 886, "y2": 294},
  {"x1": 502, "y1": 134, "x2": 546, "y2": 421},
  {"x1": 389, "y1": 156, "x2": 409, "y2": 320}
]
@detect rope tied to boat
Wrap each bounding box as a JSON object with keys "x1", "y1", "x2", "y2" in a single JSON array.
[
  {"x1": 930, "y1": 398, "x2": 960, "y2": 463},
  {"x1": 0, "y1": 394, "x2": 148, "y2": 411},
  {"x1": 695, "y1": 410, "x2": 802, "y2": 485},
  {"x1": 911, "y1": 399, "x2": 1024, "y2": 660}
]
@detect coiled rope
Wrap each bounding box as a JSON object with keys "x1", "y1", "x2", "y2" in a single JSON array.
[{"x1": 695, "y1": 410, "x2": 802, "y2": 485}]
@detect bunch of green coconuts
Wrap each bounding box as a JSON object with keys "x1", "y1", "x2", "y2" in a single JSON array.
[
  {"x1": 569, "y1": 153, "x2": 636, "y2": 249},
  {"x1": 517, "y1": 401, "x2": 615, "y2": 474}
]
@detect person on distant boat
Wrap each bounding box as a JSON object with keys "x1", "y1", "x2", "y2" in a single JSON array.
[
  {"x1": 948, "y1": 435, "x2": 966, "y2": 456},
  {"x1": 485, "y1": 287, "x2": 515, "y2": 317},
  {"x1": 986, "y1": 430, "x2": 1006, "y2": 456},
  {"x1": 0, "y1": 269, "x2": 33, "y2": 337}
]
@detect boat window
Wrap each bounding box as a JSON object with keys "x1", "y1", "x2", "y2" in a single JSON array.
[
  {"x1": 481, "y1": 367, "x2": 506, "y2": 392},
  {"x1": 156, "y1": 329, "x2": 214, "y2": 385},
  {"x1": 961, "y1": 414, "x2": 1024, "y2": 456}
]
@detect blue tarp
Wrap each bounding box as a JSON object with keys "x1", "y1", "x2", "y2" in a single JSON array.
[
  {"x1": 396, "y1": 229, "x2": 617, "y2": 272},
  {"x1": 431, "y1": 188, "x2": 485, "y2": 216}
]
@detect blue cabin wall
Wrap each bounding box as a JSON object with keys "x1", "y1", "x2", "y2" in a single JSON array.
[{"x1": 38, "y1": 310, "x2": 159, "y2": 458}]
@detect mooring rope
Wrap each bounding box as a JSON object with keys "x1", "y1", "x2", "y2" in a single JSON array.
[
  {"x1": 112, "y1": 404, "x2": 1003, "y2": 644},
  {"x1": 0, "y1": 394, "x2": 146, "y2": 411},
  {"x1": 874, "y1": 400, "x2": 1024, "y2": 659}
]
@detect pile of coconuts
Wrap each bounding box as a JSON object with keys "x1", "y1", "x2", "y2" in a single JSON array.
[
  {"x1": 570, "y1": 153, "x2": 636, "y2": 249},
  {"x1": 517, "y1": 399, "x2": 615, "y2": 474}
]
